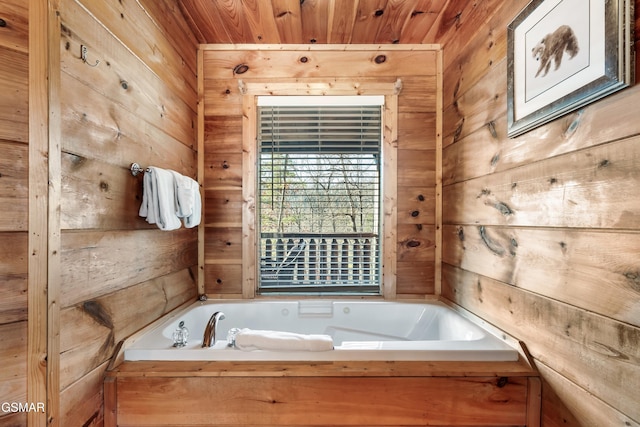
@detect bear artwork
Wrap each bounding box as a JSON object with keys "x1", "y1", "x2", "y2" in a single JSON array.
[{"x1": 531, "y1": 25, "x2": 579, "y2": 77}]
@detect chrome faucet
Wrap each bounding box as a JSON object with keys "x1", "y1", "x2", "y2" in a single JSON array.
[{"x1": 202, "y1": 311, "x2": 225, "y2": 347}]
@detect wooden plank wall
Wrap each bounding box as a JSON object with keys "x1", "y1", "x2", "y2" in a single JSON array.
[
  {"x1": 436, "y1": 0, "x2": 640, "y2": 425},
  {"x1": 0, "y1": 0, "x2": 199, "y2": 425},
  {"x1": 201, "y1": 45, "x2": 438, "y2": 298},
  {"x1": 0, "y1": 0, "x2": 29, "y2": 425},
  {"x1": 55, "y1": 0, "x2": 199, "y2": 423}
]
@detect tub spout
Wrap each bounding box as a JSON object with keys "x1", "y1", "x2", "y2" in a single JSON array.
[{"x1": 202, "y1": 311, "x2": 225, "y2": 347}]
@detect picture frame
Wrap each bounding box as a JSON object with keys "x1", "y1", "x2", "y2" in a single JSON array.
[{"x1": 507, "y1": 0, "x2": 634, "y2": 138}]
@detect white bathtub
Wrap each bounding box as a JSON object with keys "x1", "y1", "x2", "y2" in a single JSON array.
[{"x1": 124, "y1": 300, "x2": 519, "y2": 362}]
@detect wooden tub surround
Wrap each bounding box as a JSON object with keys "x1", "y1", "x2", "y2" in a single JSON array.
[{"x1": 104, "y1": 345, "x2": 540, "y2": 426}]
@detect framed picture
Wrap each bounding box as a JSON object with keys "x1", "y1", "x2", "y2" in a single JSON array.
[{"x1": 507, "y1": 0, "x2": 634, "y2": 137}]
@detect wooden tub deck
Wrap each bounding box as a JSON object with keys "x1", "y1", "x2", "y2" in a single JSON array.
[{"x1": 105, "y1": 344, "x2": 541, "y2": 427}]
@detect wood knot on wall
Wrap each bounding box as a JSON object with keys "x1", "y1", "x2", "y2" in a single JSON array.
[
  {"x1": 374, "y1": 54, "x2": 387, "y2": 64},
  {"x1": 476, "y1": 188, "x2": 515, "y2": 218},
  {"x1": 406, "y1": 239, "x2": 421, "y2": 248},
  {"x1": 233, "y1": 64, "x2": 249, "y2": 75},
  {"x1": 624, "y1": 272, "x2": 640, "y2": 292},
  {"x1": 82, "y1": 301, "x2": 114, "y2": 329},
  {"x1": 478, "y1": 226, "x2": 518, "y2": 258}
]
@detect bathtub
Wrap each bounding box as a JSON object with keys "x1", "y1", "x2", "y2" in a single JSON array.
[{"x1": 124, "y1": 299, "x2": 519, "y2": 362}]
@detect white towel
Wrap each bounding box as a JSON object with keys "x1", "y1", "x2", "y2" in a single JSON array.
[
  {"x1": 139, "y1": 167, "x2": 182, "y2": 231},
  {"x1": 139, "y1": 169, "x2": 154, "y2": 221},
  {"x1": 181, "y1": 176, "x2": 201, "y2": 228},
  {"x1": 168, "y1": 170, "x2": 201, "y2": 228},
  {"x1": 170, "y1": 171, "x2": 193, "y2": 217},
  {"x1": 234, "y1": 329, "x2": 334, "y2": 352}
]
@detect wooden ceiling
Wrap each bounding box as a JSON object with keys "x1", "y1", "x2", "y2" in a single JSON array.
[{"x1": 178, "y1": 0, "x2": 453, "y2": 45}]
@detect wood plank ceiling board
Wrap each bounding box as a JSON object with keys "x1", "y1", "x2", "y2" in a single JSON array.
[{"x1": 178, "y1": 0, "x2": 450, "y2": 44}]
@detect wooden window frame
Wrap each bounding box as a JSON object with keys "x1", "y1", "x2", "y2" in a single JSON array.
[{"x1": 242, "y1": 82, "x2": 399, "y2": 298}]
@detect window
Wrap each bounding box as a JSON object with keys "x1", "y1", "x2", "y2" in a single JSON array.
[{"x1": 257, "y1": 96, "x2": 383, "y2": 294}]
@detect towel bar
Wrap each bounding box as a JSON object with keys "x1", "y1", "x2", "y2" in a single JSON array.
[{"x1": 130, "y1": 163, "x2": 150, "y2": 176}]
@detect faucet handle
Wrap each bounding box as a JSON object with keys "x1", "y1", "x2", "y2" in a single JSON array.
[
  {"x1": 172, "y1": 321, "x2": 189, "y2": 347},
  {"x1": 226, "y1": 327, "x2": 241, "y2": 347}
]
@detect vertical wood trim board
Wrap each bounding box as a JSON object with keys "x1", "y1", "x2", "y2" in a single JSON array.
[
  {"x1": 103, "y1": 376, "x2": 117, "y2": 426},
  {"x1": 28, "y1": 0, "x2": 49, "y2": 425},
  {"x1": 47, "y1": 0, "x2": 62, "y2": 424},
  {"x1": 197, "y1": 47, "x2": 205, "y2": 296},
  {"x1": 241, "y1": 94, "x2": 257, "y2": 299},
  {"x1": 434, "y1": 48, "x2": 444, "y2": 296},
  {"x1": 383, "y1": 94, "x2": 398, "y2": 298},
  {"x1": 527, "y1": 376, "x2": 542, "y2": 427},
  {"x1": 28, "y1": 0, "x2": 63, "y2": 424}
]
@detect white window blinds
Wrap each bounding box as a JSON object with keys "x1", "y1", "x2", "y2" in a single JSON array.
[{"x1": 257, "y1": 100, "x2": 383, "y2": 294}]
